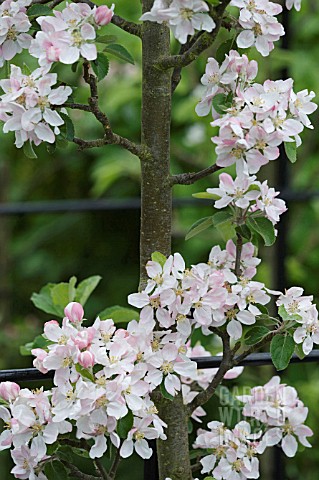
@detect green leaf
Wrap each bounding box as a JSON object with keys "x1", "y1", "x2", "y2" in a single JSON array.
[
  {"x1": 192, "y1": 191, "x2": 220, "y2": 200},
  {"x1": 278, "y1": 304, "x2": 302, "y2": 322},
  {"x1": 60, "y1": 113, "x2": 75, "y2": 141},
  {"x1": 284, "y1": 141, "x2": 297, "y2": 163},
  {"x1": 98, "y1": 305, "x2": 139, "y2": 323},
  {"x1": 104, "y1": 44, "x2": 135, "y2": 65},
  {"x1": 57, "y1": 445, "x2": 90, "y2": 460},
  {"x1": 91, "y1": 52, "x2": 110, "y2": 81},
  {"x1": 160, "y1": 382, "x2": 174, "y2": 401},
  {"x1": 245, "y1": 326, "x2": 270, "y2": 346},
  {"x1": 46, "y1": 143, "x2": 56, "y2": 155},
  {"x1": 212, "y1": 211, "x2": 236, "y2": 241},
  {"x1": 96, "y1": 34, "x2": 118, "y2": 44},
  {"x1": 44, "y1": 460, "x2": 68, "y2": 480},
  {"x1": 295, "y1": 342, "x2": 306, "y2": 360},
  {"x1": 236, "y1": 225, "x2": 252, "y2": 241},
  {"x1": 23, "y1": 142, "x2": 37, "y2": 159},
  {"x1": 51, "y1": 283, "x2": 71, "y2": 314},
  {"x1": 28, "y1": 4, "x2": 52, "y2": 16},
  {"x1": 68, "y1": 276, "x2": 77, "y2": 304},
  {"x1": 151, "y1": 251, "x2": 167, "y2": 267},
  {"x1": 75, "y1": 364, "x2": 94, "y2": 382},
  {"x1": 185, "y1": 216, "x2": 214, "y2": 241},
  {"x1": 247, "y1": 216, "x2": 276, "y2": 246},
  {"x1": 75, "y1": 275, "x2": 102, "y2": 306},
  {"x1": 22, "y1": 63, "x2": 32, "y2": 76},
  {"x1": 20, "y1": 334, "x2": 52, "y2": 356},
  {"x1": 212, "y1": 93, "x2": 229, "y2": 115},
  {"x1": 270, "y1": 334, "x2": 295, "y2": 371},
  {"x1": 215, "y1": 38, "x2": 234, "y2": 64},
  {"x1": 254, "y1": 304, "x2": 268, "y2": 315},
  {"x1": 117, "y1": 411, "x2": 134, "y2": 439},
  {"x1": 31, "y1": 284, "x2": 63, "y2": 317}
]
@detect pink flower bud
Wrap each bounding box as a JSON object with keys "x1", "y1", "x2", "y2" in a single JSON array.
[
  {"x1": 64, "y1": 302, "x2": 84, "y2": 324},
  {"x1": 32, "y1": 348, "x2": 48, "y2": 374},
  {"x1": 0, "y1": 382, "x2": 20, "y2": 401},
  {"x1": 78, "y1": 351, "x2": 95, "y2": 369},
  {"x1": 94, "y1": 5, "x2": 114, "y2": 26}
]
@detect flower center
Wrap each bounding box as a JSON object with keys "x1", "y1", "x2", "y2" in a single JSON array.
[{"x1": 160, "y1": 361, "x2": 174, "y2": 374}]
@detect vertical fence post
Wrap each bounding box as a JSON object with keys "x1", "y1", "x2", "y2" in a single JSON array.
[{"x1": 144, "y1": 440, "x2": 159, "y2": 480}]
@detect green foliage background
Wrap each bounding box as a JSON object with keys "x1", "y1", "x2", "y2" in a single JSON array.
[{"x1": 1, "y1": 1, "x2": 319, "y2": 478}]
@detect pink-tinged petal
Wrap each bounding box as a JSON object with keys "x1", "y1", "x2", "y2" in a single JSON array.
[
  {"x1": 80, "y1": 43, "x2": 97, "y2": 61},
  {"x1": 282, "y1": 434, "x2": 298, "y2": 457},
  {"x1": 34, "y1": 123, "x2": 55, "y2": 143},
  {"x1": 120, "y1": 439, "x2": 134, "y2": 458},
  {"x1": 236, "y1": 30, "x2": 255, "y2": 49},
  {"x1": 90, "y1": 435, "x2": 107, "y2": 458},
  {"x1": 2, "y1": 40, "x2": 17, "y2": 60},
  {"x1": 227, "y1": 319, "x2": 242, "y2": 339},
  {"x1": 200, "y1": 454, "x2": 217, "y2": 473},
  {"x1": 128, "y1": 292, "x2": 149, "y2": 308},
  {"x1": 146, "y1": 261, "x2": 162, "y2": 278},
  {"x1": 174, "y1": 360, "x2": 197, "y2": 380},
  {"x1": 135, "y1": 438, "x2": 152, "y2": 459},
  {"x1": 81, "y1": 23, "x2": 96, "y2": 41},
  {"x1": 43, "y1": 108, "x2": 63, "y2": 127},
  {"x1": 162, "y1": 344, "x2": 178, "y2": 362},
  {"x1": 237, "y1": 310, "x2": 255, "y2": 325},
  {"x1": 59, "y1": 46, "x2": 80, "y2": 64}
]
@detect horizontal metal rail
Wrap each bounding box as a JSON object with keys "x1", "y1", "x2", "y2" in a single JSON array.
[
  {"x1": 0, "y1": 189, "x2": 319, "y2": 215},
  {"x1": 2, "y1": 350, "x2": 319, "y2": 382}
]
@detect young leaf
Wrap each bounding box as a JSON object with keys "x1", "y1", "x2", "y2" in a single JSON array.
[
  {"x1": 215, "y1": 38, "x2": 235, "y2": 64},
  {"x1": 96, "y1": 34, "x2": 118, "y2": 44},
  {"x1": 278, "y1": 304, "x2": 302, "y2": 322},
  {"x1": 212, "y1": 93, "x2": 229, "y2": 115},
  {"x1": 20, "y1": 334, "x2": 52, "y2": 356},
  {"x1": 151, "y1": 251, "x2": 167, "y2": 267},
  {"x1": 98, "y1": 305, "x2": 139, "y2": 323},
  {"x1": 247, "y1": 216, "x2": 276, "y2": 246},
  {"x1": 284, "y1": 141, "x2": 297, "y2": 163},
  {"x1": 75, "y1": 275, "x2": 102, "y2": 306},
  {"x1": 117, "y1": 411, "x2": 134, "y2": 439},
  {"x1": 91, "y1": 53, "x2": 110, "y2": 81},
  {"x1": 60, "y1": 113, "x2": 75, "y2": 141},
  {"x1": 212, "y1": 211, "x2": 236, "y2": 241},
  {"x1": 31, "y1": 284, "x2": 63, "y2": 317},
  {"x1": 294, "y1": 342, "x2": 306, "y2": 360},
  {"x1": 160, "y1": 382, "x2": 174, "y2": 401},
  {"x1": 23, "y1": 142, "x2": 37, "y2": 159},
  {"x1": 245, "y1": 326, "x2": 270, "y2": 346},
  {"x1": 192, "y1": 191, "x2": 219, "y2": 200},
  {"x1": 75, "y1": 364, "x2": 94, "y2": 382},
  {"x1": 44, "y1": 460, "x2": 68, "y2": 480},
  {"x1": 27, "y1": 4, "x2": 52, "y2": 16},
  {"x1": 185, "y1": 216, "x2": 214, "y2": 241},
  {"x1": 270, "y1": 334, "x2": 295, "y2": 371},
  {"x1": 104, "y1": 44, "x2": 135, "y2": 65},
  {"x1": 51, "y1": 283, "x2": 71, "y2": 314}
]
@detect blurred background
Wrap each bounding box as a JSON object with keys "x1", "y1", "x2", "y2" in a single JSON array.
[{"x1": 0, "y1": 0, "x2": 319, "y2": 478}]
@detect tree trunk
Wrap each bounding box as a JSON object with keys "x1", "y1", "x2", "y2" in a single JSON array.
[{"x1": 140, "y1": 2, "x2": 192, "y2": 478}]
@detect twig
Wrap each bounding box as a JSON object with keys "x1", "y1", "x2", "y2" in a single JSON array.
[
  {"x1": 60, "y1": 460, "x2": 101, "y2": 480},
  {"x1": 170, "y1": 164, "x2": 221, "y2": 185},
  {"x1": 234, "y1": 233, "x2": 243, "y2": 277},
  {"x1": 108, "y1": 447, "x2": 122, "y2": 480},
  {"x1": 94, "y1": 458, "x2": 109, "y2": 480},
  {"x1": 187, "y1": 330, "x2": 232, "y2": 412},
  {"x1": 157, "y1": 0, "x2": 233, "y2": 70}
]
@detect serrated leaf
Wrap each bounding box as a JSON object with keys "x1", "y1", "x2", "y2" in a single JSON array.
[
  {"x1": 294, "y1": 342, "x2": 306, "y2": 360},
  {"x1": 96, "y1": 34, "x2": 118, "y2": 44},
  {"x1": 51, "y1": 283, "x2": 70, "y2": 314},
  {"x1": 23, "y1": 142, "x2": 37, "y2": 159},
  {"x1": 97, "y1": 305, "x2": 139, "y2": 324},
  {"x1": 160, "y1": 382, "x2": 174, "y2": 401},
  {"x1": 91, "y1": 53, "x2": 110, "y2": 81},
  {"x1": 28, "y1": 4, "x2": 52, "y2": 16},
  {"x1": 245, "y1": 326, "x2": 270, "y2": 346},
  {"x1": 31, "y1": 284, "x2": 63, "y2": 317},
  {"x1": 60, "y1": 113, "x2": 75, "y2": 141},
  {"x1": 75, "y1": 364, "x2": 94, "y2": 382},
  {"x1": 151, "y1": 251, "x2": 167, "y2": 267},
  {"x1": 247, "y1": 216, "x2": 275, "y2": 246},
  {"x1": 68, "y1": 276, "x2": 77, "y2": 303},
  {"x1": 104, "y1": 44, "x2": 134, "y2": 65},
  {"x1": 212, "y1": 211, "x2": 235, "y2": 241},
  {"x1": 270, "y1": 335, "x2": 295, "y2": 371},
  {"x1": 44, "y1": 460, "x2": 68, "y2": 480},
  {"x1": 192, "y1": 191, "x2": 219, "y2": 200},
  {"x1": 185, "y1": 216, "x2": 214, "y2": 241},
  {"x1": 215, "y1": 38, "x2": 234, "y2": 63},
  {"x1": 75, "y1": 275, "x2": 102, "y2": 306},
  {"x1": 117, "y1": 411, "x2": 134, "y2": 439},
  {"x1": 236, "y1": 225, "x2": 252, "y2": 241},
  {"x1": 212, "y1": 93, "x2": 229, "y2": 115},
  {"x1": 20, "y1": 334, "x2": 52, "y2": 356},
  {"x1": 284, "y1": 141, "x2": 297, "y2": 163}
]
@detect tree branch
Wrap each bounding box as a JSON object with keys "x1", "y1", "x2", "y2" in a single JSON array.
[
  {"x1": 60, "y1": 460, "x2": 102, "y2": 480},
  {"x1": 187, "y1": 330, "x2": 232, "y2": 413},
  {"x1": 234, "y1": 233, "x2": 243, "y2": 277},
  {"x1": 170, "y1": 163, "x2": 221, "y2": 185},
  {"x1": 112, "y1": 14, "x2": 142, "y2": 37},
  {"x1": 108, "y1": 446, "x2": 122, "y2": 480},
  {"x1": 157, "y1": 0, "x2": 233, "y2": 70},
  {"x1": 94, "y1": 458, "x2": 109, "y2": 480}
]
